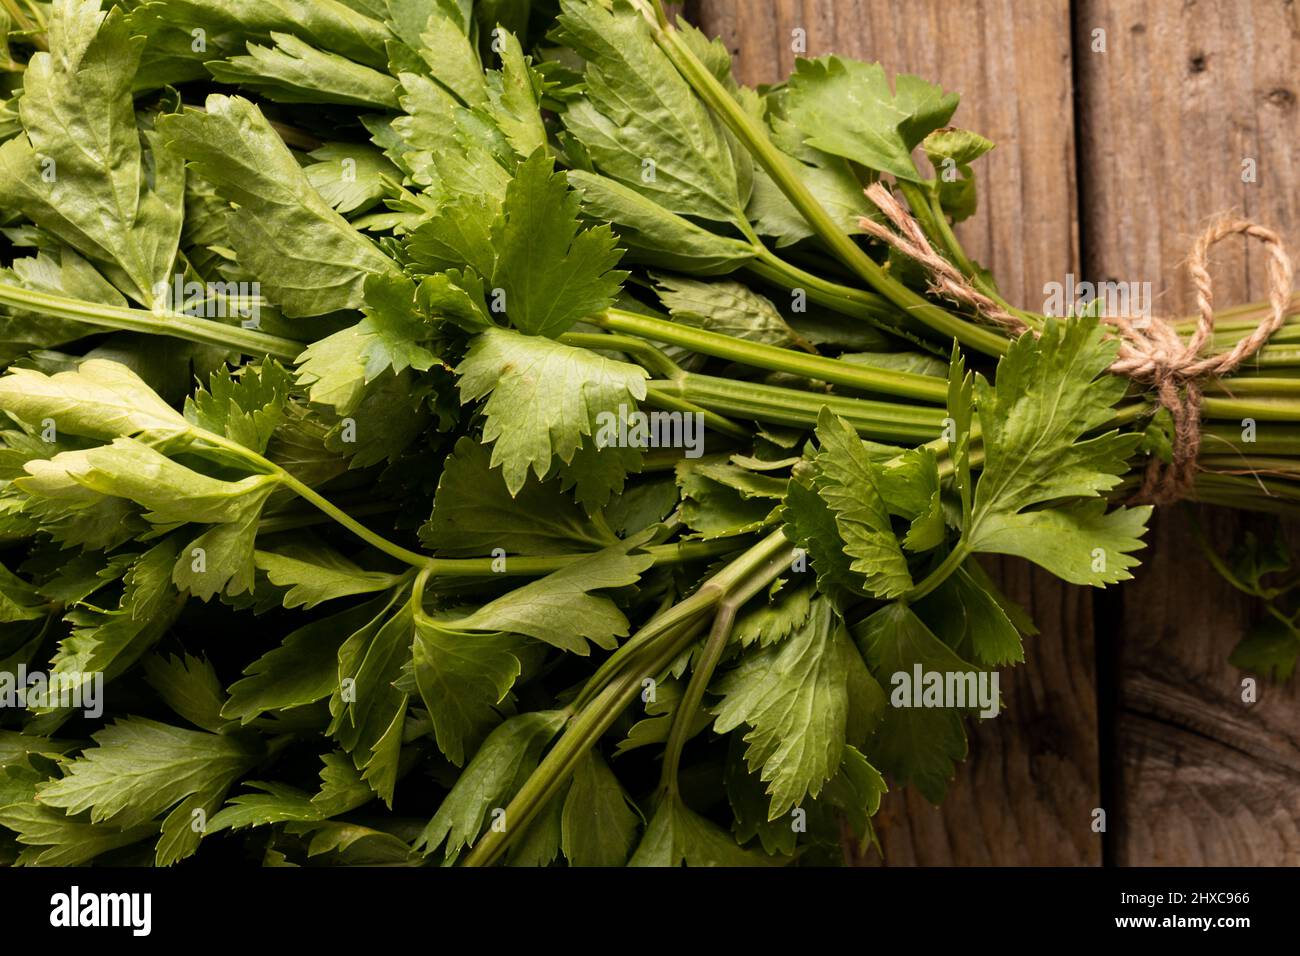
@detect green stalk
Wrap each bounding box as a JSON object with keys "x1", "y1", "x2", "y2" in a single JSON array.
[
  {"x1": 1174, "y1": 292, "x2": 1300, "y2": 332},
  {"x1": 1192, "y1": 473, "x2": 1300, "y2": 515},
  {"x1": 202, "y1": 432, "x2": 433, "y2": 567},
  {"x1": 597, "y1": 308, "x2": 947, "y2": 403},
  {"x1": 463, "y1": 529, "x2": 790, "y2": 867},
  {"x1": 558, "y1": 330, "x2": 752, "y2": 439},
  {"x1": 272, "y1": 472, "x2": 430, "y2": 565},
  {"x1": 427, "y1": 541, "x2": 745, "y2": 579},
  {"x1": 1200, "y1": 395, "x2": 1300, "y2": 422},
  {"x1": 748, "y1": 248, "x2": 889, "y2": 313},
  {"x1": 1, "y1": 0, "x2": 45, "y2": 50},
  {"x1": 1202, "y1": 377, "x2": 1300, "y2": 396},
  {"x1": 639, "y1": 387, "x2": 752, "y2": 441},
  {"x1": 203, "y1": 430, "x2": 742, "y2": 574},
  {"x1": 1197, "y1": 455, "x2": 1300, "y2": 476},
  {"x1": 466, "y1": 626, "x2": 704, "y2": 866},
  {"x1": 656, "y1": 373, "x2": 946, "y2": 443},
  {"x1": 903, "y1": 542, "x2": 971, "y2": 602},
  {"x1": 0, "y1": 282, "x2": 306, "y2": 359},
  {"x1": 558, "y1": 330, "x2": 684, "y2": 379},
  {"x1": 1201, "y1": 424, "x2": 1300, "y2": 457},
  {"x1": 744, "y1": 248, "x2": 932, "y2": 343},
  {"x1": 658, "y1": 547, "x2": 789, "y2": 795}
]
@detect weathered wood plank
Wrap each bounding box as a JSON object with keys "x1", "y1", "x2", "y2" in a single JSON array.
[
  {"x1": 1074, "y1": 0, "x2": 1300, "y2": 865},
  {"x1": 691, "y1": 0, "x2": 1098, "y2": 864}
]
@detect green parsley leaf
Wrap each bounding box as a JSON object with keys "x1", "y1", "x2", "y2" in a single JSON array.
[
  {"x1": 38, "y1": 541, "x2": 182, "y2": 704},
  {"x1": 327, "y1": 591, "x2": 411, "y2": 805},
  {"x1": 184, "y1": 360, "x2": 292, "y2": 455},
  {"x1": 0, "y1": 766, "x2": 155, "y2": 866},
  {"x1": 488, "y1": 149, "x2": 626, "y2": 339},
  {"x1": 653, "y1": 274, "x2": 804, "y2": 349},
  {"x1": 0, "y1": 359, "x2": 190, "y2": 442},
  {"x1": 629, "y1": 793, "x2": 780, "y2": 867},
  {"x1": 412, "y1": 614, "x2": 522, "y2": 767},
  {"x1": 557, "y1": 0, "x2": 744, "y2": 225},
  {"x1": 485, "y1": 29, "x2": 547, "y2": 160},
  {"x1": 457, "y1": 326, "x2": 648, "y2": 495},
  {"x1": 222, "y1": 598, "x2": 384, "y2": 725},
  {"x1": 304, "y1": 143, "x2": 400, "y2": 216},
  {"x1": 782, "y1": 56, "x2": 959, "y2": 183},
  {"x1": 854, "y1": 603, "x2": 972, "y2": 803},
  {"x1": 253, "y1": 545, "x2": 401, "y2": 609},
  {"x1": 968, "y1": 318, "x2": 1150, "y2": 585},
  {"x1": 923, "y1": 127, "x2": 994, "y2": 223},
  {"x1": 713, "y1": 596, "x2": 865, "y2": 818},
  {"x1": 159, "y1": 94, "x2": 399, "y2": 316},
  {"x1": 435, "y1": 536, "x2": 655, "y2": 656},
  {"x1": 0, "y1": 0, "x2": 183, "y2": 305},
  {"x1": 560, "y1": 751, "x2": 640, "y2": 867},
  {"x1": 417, "y1": 709, "x2": 566, "y2": 863},
  {"x1": 567, "y1": 170, "x2": 755, "y2": 275},
  {"x1": 208, "y1": 32, "x2": 399, "y2": 107},
  {"x1": 144, "y1": 653, "x2": 231, "y2": 734},
  {"x1": 38, "y1": 717, "x2": 262, "y2": 830},
  {"x1": 812, "y1": 409, "x2": 912, "y2": 598},
  {"x1": 421, "y1": 436, "x2": 619, "y2": 557}
]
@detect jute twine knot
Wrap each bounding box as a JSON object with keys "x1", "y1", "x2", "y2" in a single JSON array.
[{"x1": 859, "y1": 182, "x2": 1295, "y2": 505}]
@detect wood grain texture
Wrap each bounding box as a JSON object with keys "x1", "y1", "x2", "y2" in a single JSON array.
[
  {"x1": 690, "y1": 0, "x2": 1101, "y2": 864},
  {"x1": 1074, "y1": 0, "x2": 1300, "y2": 865}
]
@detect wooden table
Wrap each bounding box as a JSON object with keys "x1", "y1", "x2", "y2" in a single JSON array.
[{"x1": 690, "y1": 0, "x2": 1300, "y2": 865}]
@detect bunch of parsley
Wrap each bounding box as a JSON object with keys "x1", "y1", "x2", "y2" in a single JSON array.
[{"x1": 7, "y1": 0, "x2": 1275, "y2": 867}]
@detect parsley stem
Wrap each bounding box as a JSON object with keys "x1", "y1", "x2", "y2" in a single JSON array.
[
  {"x1": 1202, "y1": 377, "x2": 1300, "y2": 396},
  {"x1": 1201, "y1": 423, "x2": 1300, "y2": 457},
  {"x1": 748, "y1": 248, "x2": 889, "y2": 314},
  {"x1": 572, "y1": 592, "x2": 718, "y2": 714},
  {"x1": 659, "y1": 547, "x2": 791, "y2": 796},
  {"x1": 228, "y1": 438, "x2": 745, "y2": 573},
  {"x1": 193, "y1": 430, "x2": 431, "y2": 566},
  {"x1": 426, "y1": 540, "x2": 742, "y2": 578},
  {"x1": 464, "y1": 530, "x2": 791, "y2": 866},
  {"x1": 746, "y1": 245, "x2": 937, "y2": 345},
  {"x1": 465, "y1": 615, "x2": 710, "y2": 868},
  {"x1": 409, "y1": 564, "x2": 435, "y2": 620},
  {"x1": 256, "y1": 499, "x2": 398, "y2": 534},
  {"x1": 0, "y1": 282, "x2": 305, "y2": 359},
  {"x1": 903, "y1": 541, "x2": 972, "y2": 603},
  {"x1": 271, "y1": 469, "x2": 432, "y2": 567},
  {"x1": 1, "y1": 0, "x2": 45, "y2": 51},
  {"x1": 658, "y1": 373, "x2": 946, "y2": 443},
  {"x1": 744, "y1": 253, "x2": 936, "y2": 347},
  {"x1": 558, "y1": 330, "x2": 683, "y2": 378},
  {"x1": 660, "y1": 604, "x2": 739, "y2": 797},
  {"x1": 640, "y1": 386, "x2": 752, "y2": 441},
  {"x1": 1198, "y1": 455, "x2": 1300, "y2": 475},
  {"x1": 1201, "y1": 395, "x2": 1300, "y2": 421},
  {"x1": 598, "y1": 308, "x2": 947, "y2": 402},
  {"x1": 208, "y1": 427, "x2": 751, "y2": 575}
]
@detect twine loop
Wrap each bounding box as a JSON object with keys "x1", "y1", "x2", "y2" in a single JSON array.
[{"x1": 858, "y1": 182, "x2": 1294, "y2": 505}]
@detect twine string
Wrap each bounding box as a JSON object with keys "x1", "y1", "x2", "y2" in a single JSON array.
[{"x1": 858, "y1": 182, "x2": 1294, "y2": 505}]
